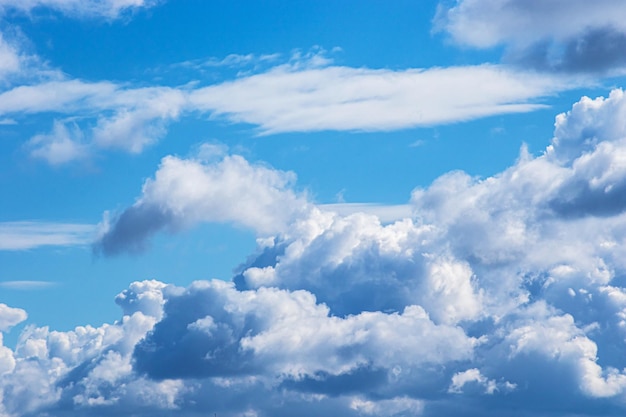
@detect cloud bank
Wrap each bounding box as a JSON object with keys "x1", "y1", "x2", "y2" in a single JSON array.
[
  {"x1": 3, "y1": 89, "x2": 626, "y2": 416},
  {"x1": 0, "y1": 221, "x2": 96, "y2": 250}
]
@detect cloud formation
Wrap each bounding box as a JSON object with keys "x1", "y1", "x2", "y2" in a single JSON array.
[
  {"x1": 94, "y1": 154, "x2": 308, "y2": 255},
  {"x1": 0, "y1": 53, "x2": 589, "y2": 165},
  {"x1": 188, "y1": 63, "x2": 571, "y2": 134},
  {"x1": 0, "y1": 89, "x2": 620, "y2": 415},
  {"x1": 437, "y1": 0, "x2": 626, "y2": 73}
]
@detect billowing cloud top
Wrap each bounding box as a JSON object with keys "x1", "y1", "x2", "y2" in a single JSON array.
[
  {"x1": 5, "y1": 1, "x2": 626, "y2": 416},
  {"x1": 4, "y1": 90, "x2": 626, "y2": 416}
]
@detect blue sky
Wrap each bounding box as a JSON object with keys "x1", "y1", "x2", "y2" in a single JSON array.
[{"x1": 3, "y1": 0, "x2": 626, "y2": 416}]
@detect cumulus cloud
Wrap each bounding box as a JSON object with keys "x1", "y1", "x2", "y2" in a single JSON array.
[
  {"x1": 0, "y1": 304, "x2": 26, "y2": 332},
  {"x1": 436, "y1": 0, "x2": 626, "y2": 73},
  {"x1": 9, "y1": 90, "x2": 626, "y2": 416},
  {"x1": 94, "y1": 154, "x2": 309, "y2": 256}
]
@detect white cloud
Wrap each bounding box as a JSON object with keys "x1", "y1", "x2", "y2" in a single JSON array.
[
  {"x1": 0, "y1": 80, "x2": 118, "y2": 114},
  {"x1": 449, "y1": 368, "x2": 514, "y2": 395},
  {"x1": 173, "y1": 52, "x2": 281, "y2": 71},
  {"x1": 349, "y1": 396, "x2": 424, "y2": 416},
  {"x1": 550, "y1": 89, "x2": 626, "y2": 162},
  {"x1": 90, "y1": 86, "x2": 186, "y2": 153},
  {"x1": 0, "y1": 58, "x2": 592, "y2": 165},
  {"x1": 0, "y1": 34, "x2": 20, "y2": 81},
  {"x1": 437, "y1": 0, "x2": 626, "y2": 72},
  {"x1": 320, "y1": 203, "x2": 412, "y2": 224},
  {"x1": 504, "y1": 303, "x2": 626, "y2": 398},
  {"x1": 189, "y1": 63, "x2": 574, "y2": 134},
  {"x1": 0, "y1": 304, "x2": 26, "y2": 332},
  {"x1": 94, "y1": 153, "x2": 309, "y2": 255},
  {"x1": 27, "y1": 120, "x2": 89, "y2": 165},
  {"x1": 438, "y1": 0, "x2": 626, "y2": 48},
  {"x1": 0, "y1": 81, "x2": 185, "y2": 163},
  {"x1": 0, "y1": 221, "x2": 96, "y2": 250}
]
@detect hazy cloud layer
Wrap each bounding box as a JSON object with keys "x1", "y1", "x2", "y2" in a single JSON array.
[
  {"x1": 4, "y1": 90, "x2": 626, "y2": 416},
  {"x1": 437, "y1": 0, "x2": 626, "y2": 73}
]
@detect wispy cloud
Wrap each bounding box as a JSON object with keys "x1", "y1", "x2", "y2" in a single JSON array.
[
  {"x1": 0, "y1": 221, "x2": 96, "y2": 250},
  {"x1": 0, "y1": 60, "x2": 592, "y2": 165},
  {"x1": 0, "y1": 280, "x2": 57, "y2": 290},
  {"x1": 173, "y1": 52, "x2": 282, "y2": 71},
  {"x1": 0, "y1": 117, "x2": 16, "y2": 125},
  {"x1": 0, "y1": 0, "x2": 161, "y2": 19},
  {"x1": 189, "y1": 63, "x2": 581, "y2": 134}
]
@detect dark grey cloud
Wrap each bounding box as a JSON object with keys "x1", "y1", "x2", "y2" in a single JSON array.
[
  {"x1": 549, "y1": 179, "x2": 626, "y2": 218},
  {"x1": 280, "y1": 365, "x2": 388, "y2": 396},
  {"x1": 133, "y1": 284, "x2": 259, "y2": 379},
  {"x1": 507, "y1": 28, "x2": 626, "y2": 74},
  {"x1": 94, "y1": 204, "x2": 172, "y2": 256}
]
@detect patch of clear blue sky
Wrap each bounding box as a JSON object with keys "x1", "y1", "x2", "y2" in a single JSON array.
[{"x1": 2, "y1": 0, "x2": 625, "y2": 345}]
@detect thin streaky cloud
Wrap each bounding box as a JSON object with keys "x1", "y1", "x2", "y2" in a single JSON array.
[
  {"x1": 0, "y1": 221, "x2": 97, "y2": 250},
  {"x1": 0, "y1": 280, "x2": 57, "y2": 290},
  {"x1": 0, "y1": 0, "x2": 161, "y2": 19}
]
